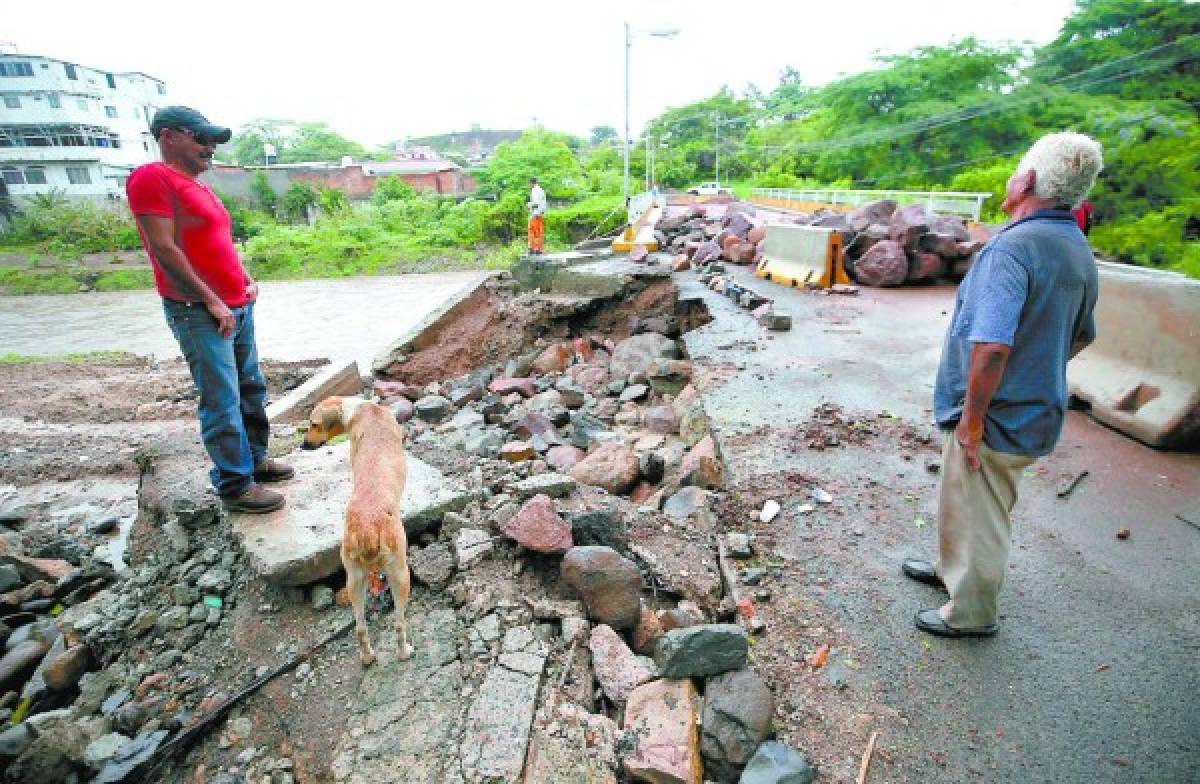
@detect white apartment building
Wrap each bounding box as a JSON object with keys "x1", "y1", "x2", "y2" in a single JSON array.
[{"x1": 0, "y1": 51, "x2": 168, "y2": 201}]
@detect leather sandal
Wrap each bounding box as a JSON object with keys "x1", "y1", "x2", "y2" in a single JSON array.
[
  {"x1": 253, "y1": 459, "x2": 295, "y2": 483},
  {"x1": 902, "y1": 559, "x2": 946, "y2": 590},
  {"x1": 914, "y1": 608, "x2": 997, "y2": 638}
]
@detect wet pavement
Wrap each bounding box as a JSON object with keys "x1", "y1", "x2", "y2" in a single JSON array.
[
  {"x1": 680, "y1": 261, "x2": 1199, "y2": 782},
  {"x1": 0, "y1": 272, "x2": 487, "y2": 370}
]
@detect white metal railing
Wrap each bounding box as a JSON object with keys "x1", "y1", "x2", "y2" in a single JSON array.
[
  {"x1": 749, "y1": 188, "x2": 992, "y2": 222},
  {"x1": 626, "y1": 188, "x2": 665, "y2": 225}
]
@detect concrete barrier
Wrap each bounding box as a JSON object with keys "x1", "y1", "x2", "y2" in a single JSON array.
[
  {"x1": 266, "y1": 359, "x2": 362, "y2": 423},
  {"x1": 754, "y1": 223, "x2": 851, "y2": 290},
  {"x1": 1068, "y1": 262, "x2": 1200, "y2": 449}
]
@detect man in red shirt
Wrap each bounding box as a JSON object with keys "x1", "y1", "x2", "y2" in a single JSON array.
[{"x1": 127, "y1": 106, "x2": 292, "y2": 513}]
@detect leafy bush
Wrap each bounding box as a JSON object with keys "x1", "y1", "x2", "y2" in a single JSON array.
[
  {"x1": 0, "y1": 200, "x2": 141, "y2": 258},
  {"x1": 1089, "y1": 206, "x2": 1199, "y2": 276},
  {"x1": 373, "y1": 176, "x2": 417, "y2": 204},
  {"x1": 281, "y1": 182, "x2": 319, "y2": 223},
  {"x1": 249, "y1": 172, "x2": 278, "y2": 212}
]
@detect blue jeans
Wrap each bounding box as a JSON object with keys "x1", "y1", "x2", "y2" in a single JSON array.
[{"x1": 163, "y1": 299, "x2": 269, "y2": 498}]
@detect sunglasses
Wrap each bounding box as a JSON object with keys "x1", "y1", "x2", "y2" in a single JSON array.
[{"x1": 173, "y1": 127, "x2": 218, "y2": 146}]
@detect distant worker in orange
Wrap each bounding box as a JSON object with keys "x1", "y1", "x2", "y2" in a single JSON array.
[{"x1": 527, "y1": 176, "x2": 547, "y2": 255}]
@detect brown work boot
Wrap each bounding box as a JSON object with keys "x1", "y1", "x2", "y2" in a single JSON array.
[
  {"x1": 222, "y1": 484, "x2": 285, "y2": 514},
  {"x1": 253, "y1": 458, "x2": 295, "y2": 483}
]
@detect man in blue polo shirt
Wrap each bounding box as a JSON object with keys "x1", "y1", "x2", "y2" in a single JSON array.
[{"x1": 903, "y1": 132, "x2": 1103, "y2": 637}]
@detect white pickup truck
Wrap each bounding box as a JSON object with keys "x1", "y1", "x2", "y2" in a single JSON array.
[{"x1": 686, "y1": 182, "x2": 731, "y2": 196}]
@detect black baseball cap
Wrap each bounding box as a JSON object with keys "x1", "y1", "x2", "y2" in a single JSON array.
[{"x1": 150, "y1": 106, "x2": 232, "y2": 144}]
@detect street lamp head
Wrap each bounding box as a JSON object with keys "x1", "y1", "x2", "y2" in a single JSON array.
[{"x1": 647, "y1": 27, "x2": 680, "y2": 38}]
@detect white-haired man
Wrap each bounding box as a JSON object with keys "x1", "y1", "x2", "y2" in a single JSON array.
[{"x1": 904, "y1": 132, "x2": 1103, "y2": 637}]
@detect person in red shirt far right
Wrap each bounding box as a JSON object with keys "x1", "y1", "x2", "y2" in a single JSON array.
[{"x1": 127, "y1": 107, "x2": 293, "y2": 514}]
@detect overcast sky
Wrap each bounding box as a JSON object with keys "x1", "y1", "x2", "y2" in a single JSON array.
[{"x1": 3, "y1": 0, "x2": 1076, "y2": 147}]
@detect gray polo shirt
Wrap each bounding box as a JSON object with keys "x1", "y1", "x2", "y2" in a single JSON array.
[{"x1": 934, "y1": 209, "x2": 1098, "y2": 457}]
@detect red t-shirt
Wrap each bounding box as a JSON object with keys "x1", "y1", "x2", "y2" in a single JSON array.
[{"x1": 126, "y1": 162, "x2": 248, "y2": 306}]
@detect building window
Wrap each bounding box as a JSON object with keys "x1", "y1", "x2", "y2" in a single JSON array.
[
  {"x1": 104, "y1": 105, "x2": 117, "y2": 118},
  {"x1": 24, "y1": 167, "x2": 47, "y2": 185},
  {"x1": 64, "y1": 63, "x2": 77, "y2": 80},
  {"x1": 0, "y1": 62, "x2": 35, "y2": 77},
  {"x1": 2, "y1": 95, "x2": 19, "y2": 109},
  {"x1": 1, "y1": 167, "x2": 24, "y2": 185},
  {"x1": 77, "y1": 98, "x2": 89, "y2": 111},
  {"x1": 66, "y1": 166, "x2": 92, "y2": 185},
  {"x1": 105, "y1": 73, "x2": 116, "y2": 89},
  {"x1": 47, "y1": 93, "x2": 61, "y2": 108}
]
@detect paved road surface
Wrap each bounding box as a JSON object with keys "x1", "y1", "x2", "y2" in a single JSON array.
[
  {"x1": 0, "y1": 272, "x2": 485, "y2": 371},
  {"x1": 681, "y1": 257, "x2": 1199, "y2": 782}
]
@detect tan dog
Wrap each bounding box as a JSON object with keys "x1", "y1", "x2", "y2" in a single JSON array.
[{"x1": 303, "y1": 396, "x2": 413, "y2": 666}]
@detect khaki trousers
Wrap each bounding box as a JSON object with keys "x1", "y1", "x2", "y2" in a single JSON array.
[{"x1": 935, "y1": 434, "x2": 1035, "y2": 628}]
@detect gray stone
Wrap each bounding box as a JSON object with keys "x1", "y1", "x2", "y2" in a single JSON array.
[
  {"x1": 0, "y1": 640, "x2": 50, "y2": 695},
  {"x1": 561, "y1": 546, "x2": 642, "y2": 630},
  {"x1": 619, "y1": 383, "x2": 649, "y2": 402},
  {"x1": 156, "y1": 607, "x2": 189, "y2": 632},
  {"x1": 764, "y1": 312, "x2": 792, "y2": 331},
  {"x1": 233, "y1": 448, "x2": 470, "y2": 586},
  {"x1": 0, "y1": 722, "x2": 33, "y2": 757},
  {"x1": 84, "y1": 732, "x2": 130, "y2": 770},
  {"x1": 463, "y1": 428, "x2": 504, "y2": 457},
  {"x1": 0, "y1": 564, "x2": 23, "y2": 593},
  {"x1": 196, "y1": 567, "x2": 232, "y2": 594},
  {"x1": 654, "y1": 624, "x2": 748, "y2": 678},
  {"x1": 455, "y1": 528, "x2": 492, "y2": 569},
  {"x1": 727, "y1": 532, "x2": 754, "y2": 559},
  {"x1": 702, "y1": 669, "x2": 776, "y2": 781},
  {"x1": 509, "y1": 472, "x2": 577, "y2": 499},
  {"x1": 609, "y1": 333, "x2": 678, "y2": 380},
  {"x1": 739, "y1": 740, "x2": 816, "y2": 784},
  {"x1": 663, "y1": 486, "x2": 709, "y2": 521},
  {"x1": 679, "y1": 405, "x2": 709, "y2": 448},
  {"x1": 409, "y1": 543, "x2": 456, "y2": 588},
  {"x1": 93, "y1": 729, "x2": 168, "y2": 784},
  {"x1": 415, "y1": 395, "x2": 453, "y2": 423},
  {"x1": 311, "y1": 585, "x2": 335, "y2": 611},
  {"x1": 570, "y1": 509, "x2": 629, "y2": 552}
]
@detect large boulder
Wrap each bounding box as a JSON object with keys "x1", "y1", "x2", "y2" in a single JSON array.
[
  {"x1": 725, "y1": 211, "x2": 754, "y2": 239},
  {"x1": 500, "y1": 495, "x2": 573, "y2": 554},
  {"x1": 561, "y1": 546, "x2": 642, "y2": 630},
  {"x1": 691, "y1": 240, "x2": 722, "y2": 264},
  {"x1": 887, "y1": 203, "x2": 930, "y2": 252},
  {"x1": 654, "y1": 624, "x2": 748, "y2": 678},
  {"x1": 588, "y1": 624, "x2": 653, "y2": 703},
  {"x1": 609, "y1": 333, "x2": 678, "y2": 380},
  {"x1": 853, "y1": 240, "x2": 909, "y2": 287},
  {"x1": 623, "y1": 678, "x2": 703, "y2": 784},
  {"x1": 570, "y1": 443, "x2": 640, "y2": 496},
  {"x1": 928, "y1": 213, "x2": 970, "y2": 241},
  {"x1": 917, "y1": 232, "x2": 966, "y2": 259},
  {"x1": 908, "y1": 251, "x2": 946, "y2": 283},
  {"x1": 847, "y1": 199, "x2": 897, "y2": 232},
  {"x1": 701, "y1": 669, "x2": 776, "y2": 781}
]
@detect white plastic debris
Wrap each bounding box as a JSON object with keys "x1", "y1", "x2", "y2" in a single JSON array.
[
  {"x1": 759, "y1": 500, "x2": 781, "y2": 523},
  {"x1": 810, "y1": 487, "x2": 834, "y2": 504},
  {"x1": 798, "y1": 504, "x2": 815, "y2": 514}
]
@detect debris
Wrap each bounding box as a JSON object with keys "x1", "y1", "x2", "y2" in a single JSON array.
[
  {"x1": 914, "y1": 515, "x2": 926, "y2": 528},
  {"x1": 759, "y1": 499, "x2": 781, "y2": 523},
  {"x1": 856, "y1": 730, "x2": 880, "y2": 784},
  {"x1": 1116, "y1": 527, "x2": 1131, "y2": 540},
  {"x1": 1095, "y1": 663, "x2": 1110, "y2": 673},
  {"x1": 1056, "y1": 470, "x2": 1089, "y2": 499},
  {"x1": 797, "y1": 504, "x2": 815, "y2": 514},
  {"x1": 810, "y1": 643, "x2": 830, "y2": 670},
  {"x1": 810, "y1": 487, "x2": 833, "y2": 505}
]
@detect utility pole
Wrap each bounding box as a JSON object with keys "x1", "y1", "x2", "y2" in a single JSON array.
[
  {"x1": 623, "y1": 21, "x2": 631, "y2": 206},
  {"x1": 714, "y1": 112, "x2": 721, "y2": 186}
]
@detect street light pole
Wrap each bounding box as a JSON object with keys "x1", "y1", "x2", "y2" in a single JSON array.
[
  {"x1": 714, "y1": 113, "x2": 720, "y2": 187},
  {"x1": 623, "y1": 21, "x2": 631, "y2": 207}
]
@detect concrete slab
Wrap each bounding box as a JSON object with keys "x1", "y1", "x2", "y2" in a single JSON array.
[
  {"x1": 266, "y1": 359, "x2": 361, "y2": 424},
  {"x1": 232, "y1": 443, "x2": 471, "y2": 585}
]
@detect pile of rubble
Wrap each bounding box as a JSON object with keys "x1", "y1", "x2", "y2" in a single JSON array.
[{"x1": 653, "y1": 198, "x2": 992, "y2": 288}]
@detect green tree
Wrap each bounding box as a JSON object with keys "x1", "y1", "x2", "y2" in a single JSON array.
[
  {"x1": 249, "y1": 172, "x2": 278, "y2": 213},
  {"x1": 474, "y1": 129, "x2": 584, "y2": 200},
  {"x1": 590, "y1": 126, "x2": 619, "y2": 146},
  {"x1": 281, "y1": 182, "x2": 318, "y2": 222},
  {"x1": 282, "y1": 122, "x2": 368, "y2": 163},
  {"x1": 230, "y1": 119, "x2": 289, "y2": 166}
]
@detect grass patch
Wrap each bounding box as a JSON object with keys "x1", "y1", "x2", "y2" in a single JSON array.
[
  {"x1": 93, "y1": 269, "x2": 156, "y2": 292},
  {"x1": 0, "y1": 267, "x2": 80, "y2": 295},
  {"x1": 0, "y1": 350, "x2": 139, "y2": 364}
]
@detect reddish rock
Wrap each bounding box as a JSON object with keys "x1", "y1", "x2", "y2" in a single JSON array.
[
  {"x1": 659, "y1": 604, "x2": 704, "y2": 632},
  {"x1": 633, "y1": 602, "x2": 664, "y2": 654},
  {"x1": 643, "y1": 405, "x2": 680, "y2": 435},
  {"x1": 572, "y1": 365, "x2": 610, "y2": 392},
  {"x1": 571, "y1": 443, "x2": 641, "y2": 495},
  {"x1": 909, "y1": 252, "x2": 946, "y2": 283},
  {"x1": 623, "y1": 678, "x2": 703, "y2": 784},
  {"x1": 488, "y1": 377, "x2": 537, "y2": 398},
  {"x1": 1, "y1": 555, "x2": 73, "y2": 583},
  {"x1": 735, "y1": 242, "x2": 757, "y2": 264},
  {"x1": 854, "y1": 240, "x2": 909, "y2": 287},
  {"x1": 42, "y1": 644, "x2": 91, "y2": 691},
  {"x1": 629, "y1": 245, "x2": 649, "y2": 263},
  {"x1": 680, "y1": 435, "x2": 723, "y2": 489},
  {"x1": 691, "y1": 240, "x2": 722, "y2": 264},
  {"x1": 847, "y1": 199, "x2": 897, "y2": 232},
  {"x1": 589, "y1": 623, "x2": 654, "y2": 703},
  {"x1": 515, "y1": 411, "x2": 556, "y2": 440},
  {"x1": 561, "y1": 546, "x2": 643, "y2": 630},
  {"x1": 501, "y1": 494, "x2": 573, "y2": 554},
  {"x1": 929, "y1": 213, "x2": 969, "y2": 240},
  {"x1": 888, "y1": 203, "x2": 930, "y2": 252},
  {"x1": 629, "y1": 481, "x2": 658, "y2": 505},
  {"x1": 672, "y1": 255, "x2": 691, "y2": 272},
  {"x1": 372, "y1": 380, "x2": 421, "y2": 401},
  {"x1": 501, "y1": 441, "x2": 537, "y2": 463},
  {"x1": 746, "y1": 225, "x2": 767, "y2": 245},
  {"x1": 573, "y1": 337, "x2": 594, "y2": 362},
  {"x1": 532, "y1": 343, "x2": 573, "y2": 376},
  {"x1": 545, "y1": 445, "x2": 586, "y2": 472}
]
